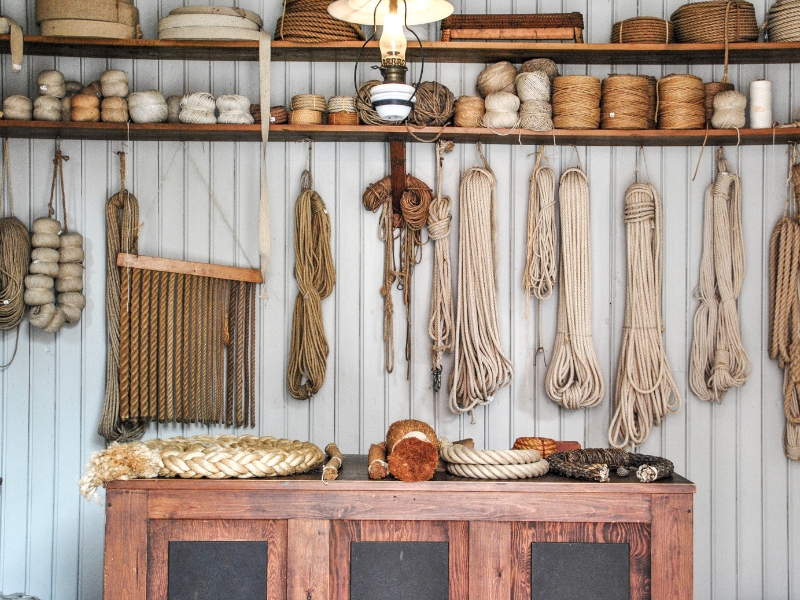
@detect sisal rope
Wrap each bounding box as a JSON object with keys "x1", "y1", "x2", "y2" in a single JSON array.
[{"x1": 766, "y1": 0, "x2": 800, "y2": 42}]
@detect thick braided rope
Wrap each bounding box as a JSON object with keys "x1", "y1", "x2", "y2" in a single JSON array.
[{"x1": 439, "y1": 439, "x2": 547, "y2": 479}]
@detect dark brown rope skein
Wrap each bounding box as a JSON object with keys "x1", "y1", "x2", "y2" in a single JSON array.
[{"x1": 407, "y1": 81, "x2": 455, "y2": 128}]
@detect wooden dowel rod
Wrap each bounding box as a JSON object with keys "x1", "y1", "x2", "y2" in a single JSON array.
[{"x1": 117, "y1": 253, "x2": 263, "y2": 283}]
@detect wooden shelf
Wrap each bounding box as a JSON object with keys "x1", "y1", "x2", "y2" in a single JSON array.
[
  {"x1": 1, "y1": 35, "x2": 799, "y2": 64},
  {"x1": 1, "y1": 120, "x2": 798, "y2": 146}
]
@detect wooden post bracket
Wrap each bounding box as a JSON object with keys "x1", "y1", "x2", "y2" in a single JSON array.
[{"x1": 390, "y1": 139, "x2": 406, "y2": 219}]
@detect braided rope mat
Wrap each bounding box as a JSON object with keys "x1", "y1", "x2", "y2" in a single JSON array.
[
  {"x1": 548, "y1": 448, "x2": 674, "y2": 483},
  {"x1": 80, "y1": 434, "x2": 324, "y2": 500},
  {"x1": 439, "y1": 439, "x2": 549, "y2": 479}
]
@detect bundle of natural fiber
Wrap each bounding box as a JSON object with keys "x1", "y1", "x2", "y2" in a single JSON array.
[
  {"x1": 670, "y1": 0, "x2": 758, "y2": 43},
  {"x1": 439, "y1": 439, "x2": 549, "y2": 479},
  {"x1": 385, "y1": 419, "x2": 439, "y2": 482},
  {"x1": 79, "y1": 434, "x2": 325, "y2": 500},
  {"x1": 275, "y1": 0, "x2": 364, "y2": 42},
  {"x1": 512, "y1": 436, "x2": 558, "y2": 458},
  {"x1": 766, "y1": 0, "x2": 800, "y2": 42},
  {"x1": 0, "y1": 141, "x2": 30, "y2": 336},
  {"x1": 548, "y1": 448, "x2": 674, "y2": 483},
  {"x1": 158, "y1": 5, "x2": 263, "y2": 40},
  {"x1": 407, "y1": 81, "x2": 455, "y2": 128},
  {"x1": 37, "y1": 0, "x2": 142, "y2": 39},
  {"x1": 611, "y1": 16, "x2": 673, "y2": 43},
  {"x1": 454, "y1": 96, "x2": 484, "y2": 127},
  {"x1": 476, "y1": 61, "x2": 518, "y2": 97}
]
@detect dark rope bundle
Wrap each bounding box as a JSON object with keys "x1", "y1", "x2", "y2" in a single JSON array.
[
  {"x1": 548, "y1": 448, "x2": 674, "y2": 482},
  {"x1": 407, "y1": 81, "x2": 456, "y2": 128}
]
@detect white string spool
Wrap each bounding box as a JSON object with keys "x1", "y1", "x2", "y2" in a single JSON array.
[
  {"x1": 167, "y1": 95, "x2": 182, "y2": 123},
  {"x1": 216, "y1": 94, "x2": 254, "y2": 124},
  {"x1": 128, "y1": 90, "x2": 168, "y2": 123},
  {"x1": 101, "y1": 97, "x2": 129, "y2": 123},
  {"x1": 38, "y1": 70, "x2": 66, "y2": 98},
  {"x1": 33, "y1": 96, "x2": 62, "y2": 121},
  {"x1": 516, "y1": 71, "x2": 550, "y2": 102},
  {"x1": 100, "y1": 69, "x2": 129, "y2": 98},
  {"x1": 519, "y1": 100, "x2": 553, "y2": 131},
  {"x1": 482, "y1": 91, "x2": 519, "y2": 129},
  {"x1": 3, "y1": 95, "x2": 32, "y2": 120},
  {"x1": 749, "y1": 79, "x2": 773, "y2": 128},
  {"x1": 711, "y1": 90, "x2": 746, "y2": 129},
  {"x1": 180, "y1": 92, "x2": 216, "y2": 124}
]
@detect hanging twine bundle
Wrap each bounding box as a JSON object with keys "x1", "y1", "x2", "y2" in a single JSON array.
[
  {"x1": 656, "y1": 74, "x2": 705, "y2": 130},
  {"x1": 3, "y1": 95, "x2": 32, "y2": 120},
  {"x1": 611, "y1": 16, "x2": 674, "y2": 43},
  {"x1": 546, "y1": 166, "x2": 605, "y2": 409},
  {"x1": 287, "y1": 165, "x2": 335, "y2": 400},
  {"x1": 167, "y1": 95, "x2": 182, "y2": 123},
  {"x1": 33, "y1": 96, "x2": 62, "y2": 121},
  {"x1": 704, "y1": 81, "x2": 735, "y2": 123},
  {"x1": 57, "y1": 230, "x2": 85, "y2": 324},
  {"x1": 408, "y1": 82, "x2": 455, "y2": 128},
  {"x1": 180, "y1": 92, "x2": 216, "y2": 124},
  {"x1": 600, "y1": 75, "x2": 653, "y2": 130},
  {"x1": 766, "y1": 0, "x2": 800, "y2": 42},
  {"x1": 216, "y1": 94, "x2": 254, "y2": 124},
  {"x1": 711, "y1": 90, "x2": 746, "y2": 129},
  {"x1": 552, "y1": 76, "x2": 601, "y2": 129},
  {"x1": 476, "y1": 61, "x2": 518, "y2": 97},
  {"x1": 128, "y1": 90, "x2": 168, "y2": 123},
  {"x1": 275, "y1": 0, "x2": 364, "y2": 42},
  {"x1": 609, "y1": 181, "x2": 681, "y2": 451},
  {"x1": 523, "y1": 150, "x2": 558, "y2": 302},
  {"x1": 356, "y1": 80, "x2": 394, "y2": 125},
  {"x1": 71, "y1": 94, "x2": 100, "y2": 122},
  {"x1": 454, "y1": 96, "x2": 484, "y2": 127},
  {"x1": 100, "y1": 69, "x2": 129, "y2": 98},
  {"x1": 520, "y1": 58, "x2": 559, "y2": 83},
  {"x1": 0, "y1": 142, "x2": 30, "y2": 337},
  {"x1": 671, "y1": 0, "x2": 759, "y2": 43},
  {"x1": 690, "y1": 147, "x2": 751, "y2": 403},
  {"x1": 38, "y1": 69, "x2": 66, "y2": 98},
  {"x1": 482, "y1": 92, "x2": 519, "y2": 129},
  {"x1": 449, "y1": 147, "x2": 513, "y2": 419},
  {"x1": 101, "y1": 97, "x2": 129, "y2": 123}
]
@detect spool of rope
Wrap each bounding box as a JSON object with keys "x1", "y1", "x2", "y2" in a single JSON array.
[
  {"x1": 552, "y1": 76, "x2": 601, "y2": 129},
  {"x1": 749, "y1": 79, "x2": 773, "y2": 129},
  {"x1": 670, "y1": 0, "x2": 759, "y2": 42},
  {"x1": 481, "y1": 92, "x2": 519, "y2": 129},
  {"x1": 100, "y1": 69, "x2": 129, "y2": 98},
  {"x1": 291, "y1": 94, "x2": 326, "y2": 112},
  {"x1": 449, "y1": 147, "x2": 513, "y2": 419},
  {"x1": 520, "y1": 58, "x2": 559, "y2": 83},
  {"x1": 60, "y1": 96, "x2": 72, "y2": 121},
  {"x1": 70, "y1": 94, "x2": 100, "y2": 122},
  {"x1": 65, "y1": 81, "x2": 82, "y2": 94},
  {"x1": 289, "y1": 108, "x2": 323, "y2": 125},
  {"x1": 454, "y1": 96, "x2": 484, "y2": 127},
  {"x1": 275, "y1": 0, "x2": 364, "y2": 42},
  {"x1": 101, "y1": 97, "x2": 129, "y2": 123},
  {"x1": 611, "y1": 17, "x2": 674, "y2": 43},
  {"x1": 766, "y1": 0, "x2": 800, "y2": 41},
  {"x1": 477, "y1": 61, "x2": 518, "y2": 97},
  {"x1": 216, "y1": 94, "x2": 254, "y2": 124},
  {"x1": 80, "y1": 81, "x2": 102, "y2": 98},
  {"x1": 546, "y1": 166, "x2": 605, "y2": 409},
  {"x1": 408, "y1": 81, "x2": 455, "y2": 127},
  {"x1": 438, "y1": 439, "x2": 548, "y2": 479},
  {"x1": 600, "y1": 74, "x2": 653, "y2": 130},
  {"x1": 166, "y1": 95, "x2": 182, "y2": 123},
  {"x1": 128, "y1": 91, "x2": 168, "y2": 123},
  {"x1": 180, "y1": 92, "x2": 217, "y2": 124},
  {"x1": 609, "y1": 181, "x2": 681, "y2": 451},
  {"x1": 519, "y1": 100, "x2": 553, "y2": 131},
  {"x1": 33, "y1": 96, "x2": 62, "y2": 121},
  {"x1": 645, "y1": 75, "x2": 658, "y2": 128},
  {"x1": 656, "y1": 74, "x2": 705, "y2": 130},
  {"x1": 704, "y1": 81, "x2": 735, "y2": 124},
  {"x1": 711, "y1": 90, "x2": 746, "y2": 129},
  {"x1": 3, "y1": 95, "x2": 32, "y2": 120},
  {"x1": 38, "y1": 70, "x2": 66, "y2": 98},
  {"x1": 326, "y1": 96, "x2": 357, "y2": 124},
  {"x1": 516, "y1": 71, "x2": 550, "y2": 103},
  {"x1": 57, "y1": 232, "x2": 84, "y2": 324},
  {"x1": 690, "y1": 148, "x2": 751, "y2": 403},
  {"x1": 0, "y1": 142, "x2": 30, "y2": 336},
  {"x1": 356, "y1": 80, "x2": 394, "y2": 125}
]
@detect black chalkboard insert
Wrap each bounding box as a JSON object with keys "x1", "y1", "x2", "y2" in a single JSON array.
[
  {"x1": 350, "y1": 541, "x2": 449, "y2": 600},
  {"x1": 530, "y1": 542, "x2": 630, "y2": 600}
]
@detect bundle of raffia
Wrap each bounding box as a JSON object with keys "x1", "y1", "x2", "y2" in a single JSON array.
[
  {"x1": 670, "y1": 0, "x2": 758, "y2": 43},
  {"x1": 276, "y1": 0, "x2": 364, "y2": 42},
  {"x1": 611, "y1": 16, "x2": 674, "y2": 43}
]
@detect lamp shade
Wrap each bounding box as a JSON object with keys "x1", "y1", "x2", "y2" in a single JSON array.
[{"x1": 328, "y1": 0, "x2": 454, "y2": 26}]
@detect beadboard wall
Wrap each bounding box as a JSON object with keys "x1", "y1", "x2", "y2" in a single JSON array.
[{"x1": 0, "y1": 0, "x2": 798, "y2": 598}]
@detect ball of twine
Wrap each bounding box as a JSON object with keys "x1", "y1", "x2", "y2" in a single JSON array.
[
  {"x1": 288, "y1": 107, "x2": 323, "y2": 125},
  {"x1": 516, "y1": 71, "x2": 550, "y2": 102},
  {"x1": 71, "y1": 94, "x2": 100, "y2": 122},
  {"x1": 326, "y1": 95, "x2": 356, "y2": 113},
  {"x1": 711, "y1": 90, "x2": 746, "y2": 129},
  {"x1": 60, "y1": 96, "x2": 72, "y2": 121},
  {"x1": 552, "y1": 75, "x2": 601, "y2": 129},
  {"x1": 521, "y1": 58, "x2": 559, "y2": 83},
  {"x1": 180, "y1": 92, "x2": 216, "y2": 125},
  {"x1": 80, "y1": 81, "x2": 103, "y2": 98},
  {"x1": 407, "y1": 81, "x2": 455, "y2": 127},
  {"x1": 32, "y1": 217, "x2": 61, "y2": 235},
  {"x1": 167, "y1": 95, "x2": 182, "y2": 123},
  {"x1": 216, "y1": 94, "x2": 254, "y2": 124},
  {"x1": 128, "y1": 91, "x2": 168, "y2": 123},
  {"x1": 33, "y1": 95, "x2": 62, "y2": 121},
  {"x1": 600, "y1": 74, "x2": 653, "y2": 130},
  {"x1": 356, "y1": 80, "x2": 394, "y2": 125},
  {"x1": 65, "y1": 81, "x2": 83, "y2": 94},
  {"x1": 477, "y1": 61, "x2": 518, "y2": 97},
  {"x1": 291, "y1": 93, "x2": 326, "y2": 112},
  {"x1": 520, "y1": 100, "x2": 553, "y2": 131},
  {"x1": 100, "y1": 69, "x2": 129, "y2": 98},
  {"x1": 454, "y1": 96, "x2": 484, "y2": 127},
  {"x1": 38, "y1": 70, "x2": 66, "y2": 98},
  {"x1": 101, "y1": 97, "x2": 129, "y2": 123},
  {"x1": 482, "y1": 92, "x2": 520, "y2": 129},
  {"x1": 656, "y1": 74, "x2": 705, "y2": 130},
  {"x1": 704, "y1": 81, "x2": 735, "y2": 123},
  {"x1": 3, "y1": 95, "x2": 32, "y2": 120}
]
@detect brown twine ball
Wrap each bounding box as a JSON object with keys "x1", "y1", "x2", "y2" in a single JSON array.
[
  {"x1": 71, "y1": 96, "x2": 100, "y2": 122},
  {"x1": 600, "y1": 74, "x2": 654, "y2": 130},
  {"x1": 101, "y1": 97, "x2": 129, "y2": 123},
  {"x1": 552, "y1": 75, "x2": 601, "y2": 129},
  {"x1": 657, "y1": 74, "x2": 705, "y2": 130},
  {"x1": 289, "y1": 108, "x2": 323, "y2": 125},
  {"x1": 704, "y1": 81, "x2": 735, "y2": 123},
  {"x1": 80, "y1": 81, "x2": 102, "y2": 98},
  {"x1": 407, "y1": 81, "x2": 455, "y2": 127},
  {"x1": 521, "y1": 58, "x2": 559, "y2": 83},
  {"x1": 357, "y1": 80, "x2": 394, "y2": 125},
  {"x1": 476, "y1": 61, "x2": 518, "y2": 97},
  {"x1": 454, "y1": 96, "x2": 484, "y2": 127}
]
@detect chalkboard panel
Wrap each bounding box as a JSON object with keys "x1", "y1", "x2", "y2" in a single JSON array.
[
  {"x1": 350, "y1": 541, "x2": 448, "y2": 600},
  {"x1": 530, "y1": 542, "x2": 630, "y2": 600},
  {"x1": 168, "y1": 541, "x2": 267, "y2": 600}
]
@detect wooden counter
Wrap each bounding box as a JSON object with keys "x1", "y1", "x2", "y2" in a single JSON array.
[{"x1": 103, "y1": 455, "x2": 695, "y2": 600}]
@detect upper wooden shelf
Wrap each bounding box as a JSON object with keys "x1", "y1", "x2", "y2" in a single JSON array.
[
  {"x1": 1, "y1": 120, "x2": 798, "y2": 146},
  {"x1": 1, "y1": 35, "x2": 800, "y2": 64}
]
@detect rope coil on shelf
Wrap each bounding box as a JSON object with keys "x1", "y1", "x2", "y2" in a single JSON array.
[{"x1": 438, "y1": 438, "x2": 549, "y2": 479}]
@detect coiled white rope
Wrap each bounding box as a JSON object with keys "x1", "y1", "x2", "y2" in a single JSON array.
[
  {"x1": 128, "y1": 90, "x2": 168, "y2": 123},
  {"x1": 216, "y1": 94, "x2": 254, "y2": 124},
  {"x1": 523, "y1": 148, "x2": 558, "y2": 301}
]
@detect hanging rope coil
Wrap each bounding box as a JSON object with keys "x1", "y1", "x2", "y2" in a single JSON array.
[
  {"x1": 609, "y1": 181, "x2": 681, "y2": 451},
  {"x1": 690, "y1": 147, "x2": 751, "y2": 403},
  {"x1": 546, "y1": 166, "x2": 605, "y2": 409},
  {"x1": 449, "y1": 147, "x2": 513, "y2": 419},
  {"x1": 523, "y1": 151, "x2": 558, "y2": 301}
]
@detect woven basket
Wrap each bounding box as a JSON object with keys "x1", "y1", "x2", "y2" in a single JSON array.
[
  {"x1": 670, "y1": 0, "x2": 759, "y2": 43},
  {"x1": 611, "y1": 17, "x2": 674, "y2": 43}
]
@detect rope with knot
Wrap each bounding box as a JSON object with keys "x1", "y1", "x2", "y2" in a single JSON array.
[
  {"x1": 438, "y1": 438, "x2": 548, "y2": 479},
  {"x1": 689, "y1": 147, "x2": 751, "y2": 403}
]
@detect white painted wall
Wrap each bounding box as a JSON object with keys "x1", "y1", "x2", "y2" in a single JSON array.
[{"x1": 0, "y1": 0, "x2": 797, "y2": 598}]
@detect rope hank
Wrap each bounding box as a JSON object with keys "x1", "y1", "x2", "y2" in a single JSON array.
[
  {"x1": 79, "y1": 434, "x2": 325, "y2": 500},
  {"x1": 609, "y1": 182, "x2": 681, "y2": 451},
  {"x1": 438, "y1": 438, "x2": 548, "y2": 479},
  {"x1": 449, "y1": 147, "x2": 513, "y2": 419},
  {"x1": 287, "y1": 160, "x2": 336, "y2": 399},
  {"x1": 548, "y1": 448, "x2": 674, "y2": 483},
  {"x1": 523, "y1": 149, "x2": 557, "y2": 302},
  {"x1": 690, "y1": 147, "x2": 751, "y2": 403},
  {"x1": 546, "y1": 166, "x2": 604, "y2": 409}
]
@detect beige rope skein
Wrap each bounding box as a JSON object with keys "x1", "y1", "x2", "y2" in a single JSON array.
[
  {"x1": 689, "y1": 147, "x2": 751, "y2": 403},
  {"x1": 546, "y1": 163, "x2": 605, "y2": 409},
  {"x1": 609, "y1": 175, "x2": 681, "y2": 451}
]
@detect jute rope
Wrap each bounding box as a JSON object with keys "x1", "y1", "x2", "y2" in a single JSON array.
[
  {"x1": 407, "y1": 82, "x2": 455, "y2": 128},
  {"x1": 454, "y1": 96, "x2": 485, "y2": 128},
  {"x1": 449, "y1": 145, "x2": 513, "y2": 419},
  {"x1": 546, "y1": 165, "x2": 605, "y2": 409},
  {"x1": 657, "y1": 74, "x2": 705, "y2": 130},
  {"x1": 766, "y1": 0, "x2": 800, "y2": 42},
  {"x1": 689, "y1": 147, "x2": 751, "y2": 403},
  {"x1": 671, "y1": 0, "x2": 759, "y2": 43},
  {"x1": 611, "y1": 16, "x2": 674, "y2": 43},
  {"x1": 438, "y1": 438, "x2": 548, "y2": 479},
  {"x1": 552, "y1": 76, "x2": 601, "y2": 129},
  {"x1": 322, "y1": 442, "x2": 343, "y2": 481},
  {"x1": 288, "y1": 156, "x2": 335, "y2": 400},
  {"x1": 600, "y1": 75, "x2": 653, "y2": 130},
  {"x1": 609, "y1": 179, "x2": 681, "y2": 451},
  {"x1": 275, "y1": 0, "x2": 364, "y2": 42}
]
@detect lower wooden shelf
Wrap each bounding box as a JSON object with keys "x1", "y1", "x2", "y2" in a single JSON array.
[{"x1": 1, "y1": 119, "x2": 798, "y2": 146}]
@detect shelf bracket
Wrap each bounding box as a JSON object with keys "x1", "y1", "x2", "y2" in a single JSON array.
[{"x1": 390, "y1": 139, "x2": 405, "y2": 218}]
